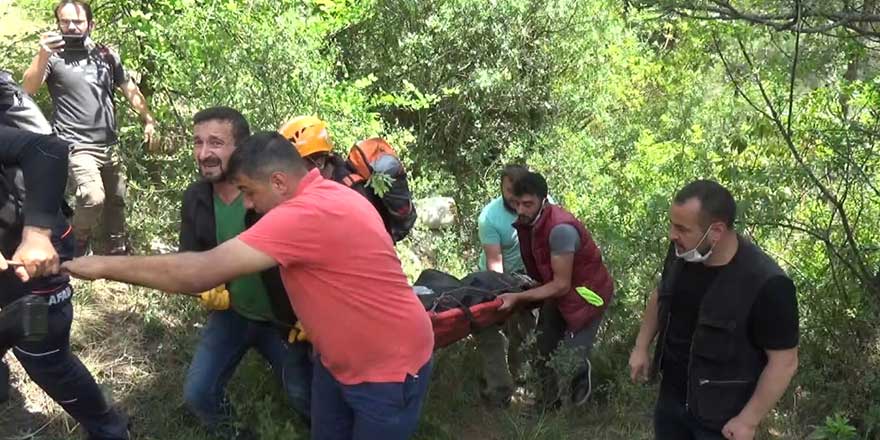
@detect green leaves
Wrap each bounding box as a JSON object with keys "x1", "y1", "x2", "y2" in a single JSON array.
[{"x1": 366, "y1": 172, "x2": 394, "y2": 197}]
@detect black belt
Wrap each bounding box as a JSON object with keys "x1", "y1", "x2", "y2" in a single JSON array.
[{"x1": 31, "y1": 284, "x2": 73, "y2": 307}]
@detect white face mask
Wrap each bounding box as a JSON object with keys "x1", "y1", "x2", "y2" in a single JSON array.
[{"x1": 675, "y1": 227, "x2": 715, "y2": 263}]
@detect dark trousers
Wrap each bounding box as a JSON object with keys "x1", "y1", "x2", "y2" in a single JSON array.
[
  {"x1": 654, "y1": 385, "x2": 725, "y2": 440},
  {"x1": 535, "y1": 300, "x2": 602, "y2": 403},
  {"x1": 2, "y1": 291, "x2": 129, "y2": 439}
]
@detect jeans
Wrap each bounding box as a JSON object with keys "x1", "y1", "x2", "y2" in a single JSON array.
[
  {"x1": 7, "y1": 298, "x2": 129, "y2": 439},
  {"x1": 183, "y1": 309, "x2": 313, "y2": 429},
  {"x1": 310, "y1": 357, "x2": 432, "y2": 440},
  {"x1": 654, "y1": 385, "x2": 726, "y2": 440}
]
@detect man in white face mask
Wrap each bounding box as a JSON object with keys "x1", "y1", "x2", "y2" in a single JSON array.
[{"x1": 629, "y1": 180, "x2": 799, "y2": 440}]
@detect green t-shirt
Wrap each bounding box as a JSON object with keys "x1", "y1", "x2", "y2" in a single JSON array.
[{"x1": 214, "y1": 193, "x2": 274, "y2": 321}]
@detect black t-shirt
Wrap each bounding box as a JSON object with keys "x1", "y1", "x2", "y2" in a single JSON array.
[
  {"x1": 660, "y1": 255, "x2": 799, "y2": 401},
  {"x1": 45, "y1": 43, "x2": 129, "y2": 144}
]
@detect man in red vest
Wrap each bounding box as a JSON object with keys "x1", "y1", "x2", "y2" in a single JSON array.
[{"x1": 498, "y1": 171, "x2": 613, "y2": 408}]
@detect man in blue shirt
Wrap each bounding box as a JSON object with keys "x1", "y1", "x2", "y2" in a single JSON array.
[{"x1": 474, "y1": 164, "x2": 536, "y2": 407}]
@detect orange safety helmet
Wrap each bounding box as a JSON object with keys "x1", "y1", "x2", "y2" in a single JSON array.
[{"x1": 278, "y1": 115, "x2": 333, "y2": 158}]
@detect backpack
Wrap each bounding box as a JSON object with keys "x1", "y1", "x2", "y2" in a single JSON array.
[{"x1": 341, "y1": 138, "x2": 417, "y2": 242}]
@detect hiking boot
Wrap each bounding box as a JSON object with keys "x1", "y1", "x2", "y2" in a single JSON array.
[
  {"x1": 480, "y1": 390, "x2": 512, "y2": 409},
  {"x1": 570, "y1": 358, "x2": 592, "y2": 406},
  {"x1": 107, "y1": 235, "x2": 130, "y2": 256},
  {"x1": 478, "y1": 376, "x2": 513, "y2": 409},
  {"x1": 210, "y1": 423, "x2": 258, "y2": 440},
  {"x1": 0, "y1": 361, "x2": 9, "y2": 404},
  {"x1": 107, "y1": 245, "x2": 130, "y2": 256},
  {"x1": 74, "y1": 237, "x2": 91, "y2": 258}
]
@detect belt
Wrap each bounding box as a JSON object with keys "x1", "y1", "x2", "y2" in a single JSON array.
[{"x1": 30, "y1": 284, "x2": 72, "y2": 307}]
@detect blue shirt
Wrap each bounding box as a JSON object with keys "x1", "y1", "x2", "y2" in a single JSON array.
[{"x1": 477, "y1": 197, "x2": 523, "y2": 273}]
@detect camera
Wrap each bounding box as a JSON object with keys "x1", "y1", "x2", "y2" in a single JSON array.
[{"x1": 61, "y1": 34, "x2": 87, "y2": 51}]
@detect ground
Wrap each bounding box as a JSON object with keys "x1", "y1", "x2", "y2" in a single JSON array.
[
  {"x1": 1, "y1": 279, "x2": 804, "y2": 439},
  {"x1": 0, "y1": 279, "x2": 660, "y2": 440}
]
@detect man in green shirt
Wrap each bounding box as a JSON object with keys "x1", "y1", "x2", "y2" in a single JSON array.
[{"x1": 178, "y1": 107, "x2": 311, "y2": 438}]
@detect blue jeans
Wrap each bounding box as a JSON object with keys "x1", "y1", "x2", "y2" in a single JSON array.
[
  {"x1": 311, "y1": 357, "x2": 432, "y2": 440},
  {"x1": 183, "y1": 309, "x2": 313, "y2": 429},
  {"x1": 654, "y1": 386, "x2": 726, "y2": 440},
  {"x1": 9, "y1": 296, "x2": 129, "y2": 439}
]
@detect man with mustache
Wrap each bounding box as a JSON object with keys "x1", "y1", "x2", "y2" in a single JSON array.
[
  {"x1": 497, "y1": 172, "x2": 613, "y2": 408},
  {"x1": 629, "y1": 180, "x2": 799, "y2": 440},
  {"x1": 179, "y1": 107, "x2": 311, "y2": 438},
  {"x1": 22, "y1": 0, "x2": 159, "y2": 256}
]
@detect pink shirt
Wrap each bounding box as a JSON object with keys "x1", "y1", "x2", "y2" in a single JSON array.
[{"x1": 239, "y1": 169, "x2": 433, "y2": 384}]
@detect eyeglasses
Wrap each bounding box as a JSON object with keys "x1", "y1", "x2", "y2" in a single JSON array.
[{"x1": 58, "y1": 19, "x2": 87, "y2": 27}]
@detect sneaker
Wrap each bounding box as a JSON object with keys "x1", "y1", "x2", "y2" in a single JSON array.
[
  {"x1": 570, "y1": 358, "x2": 592, "y2": 406},
  {"x1": 107, "y1": 245, "x2": 130, "y2": 256}
]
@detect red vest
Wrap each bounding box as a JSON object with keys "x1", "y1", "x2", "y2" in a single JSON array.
[{"x1": 515, "y1": 204, "x2": 614, "y2": 332}]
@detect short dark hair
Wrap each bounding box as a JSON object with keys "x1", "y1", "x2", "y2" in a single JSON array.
[
  {"x1": 192, "y1": 107, "x2": 251, "y2": 146},
  {"x1": 673, "y1": 179, "x2": 737, "y2": 228},
  {"x1": 500, "y1": 164, "x2": 529, "y2": 184},
  {"x1": 512, "y1": 172, "x2": 548, "y2": 200},
  {"x1": 228, "y1": 131, "x2": 308, "y2": 181},
  {"x1": 54, "y1": 0, "x2": 93, "y2": 23}
]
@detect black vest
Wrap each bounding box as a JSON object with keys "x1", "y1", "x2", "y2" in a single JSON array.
[{"x1": 652, "y1": 236, "x2": 786, "y2": 430}]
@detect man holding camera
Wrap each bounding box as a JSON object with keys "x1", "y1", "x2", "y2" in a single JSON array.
[{"x1": 22, "y1": 0, "x2": 158, "y2": 257}]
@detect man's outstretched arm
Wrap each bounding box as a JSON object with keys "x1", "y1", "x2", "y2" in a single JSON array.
[{"x1": 62, "y1": 238, "x2": 277, "y2": 294}]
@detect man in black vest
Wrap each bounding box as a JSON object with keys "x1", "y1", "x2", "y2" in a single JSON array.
[{"x1": 629, "y1": 180, "x2": 799, "y2": 440}]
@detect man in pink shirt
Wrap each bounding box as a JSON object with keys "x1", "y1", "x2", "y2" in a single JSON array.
[{"x1": 63, "y1": 132, "x2": 435, "y2": 440}]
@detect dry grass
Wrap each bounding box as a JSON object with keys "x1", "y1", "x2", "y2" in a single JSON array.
[{"x1": 1, "y1": 280, "x2": 213, "y2": 440}]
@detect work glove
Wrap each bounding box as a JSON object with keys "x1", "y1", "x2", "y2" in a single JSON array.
[
  {"x1": 199, "y1": 285, "x2": 231, "y2": 311},
  {"x1": 288, "y1": 321, "x2": 309, "y2": 344}
]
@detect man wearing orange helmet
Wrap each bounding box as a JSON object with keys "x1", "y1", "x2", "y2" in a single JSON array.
[{"x1": 278, "y1": 116, "x2": 417, "y2": 243}]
